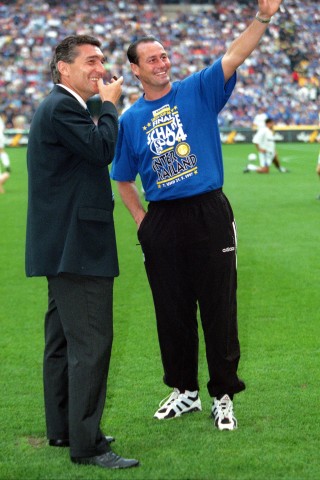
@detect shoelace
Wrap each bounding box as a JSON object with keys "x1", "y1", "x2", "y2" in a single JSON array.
[
  {"x1": 218, "y1": 398, "x2": 233, "y2": 417},
  {"x1": 158, "y1": 388, "x2": 179, "y2": 408}
]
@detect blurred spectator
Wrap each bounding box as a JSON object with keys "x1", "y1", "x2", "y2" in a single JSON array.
[
  {"x1": 12, "y1": 114, "x2": 27, "y2": 130},
  {"x1": 0, "y1": 0, "x2": 319, "y2": 128},
  {"x1": 121, "y1": 90, "x2": 140, "y2": 114},
  {"x1": 0, "y1": 110, "x2": 11, "y2": 193}
]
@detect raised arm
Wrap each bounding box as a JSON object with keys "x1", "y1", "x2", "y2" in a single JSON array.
[
  {"x1": 116, "y1": 181, "x2": 146, "y2": 228},
  {"x1": 222, "y1": 0, "x2": 283, "y2": 82}
]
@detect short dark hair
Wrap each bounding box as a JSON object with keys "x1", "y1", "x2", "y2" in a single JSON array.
[
  {"x1": 127, "y1": 36, "x2": 162, "y2": 65},
  {"x1": 265, "y1": 118, "x2": 274, "y2": 124},
  {"x1": 50, "y1": 35, "x2": 101, "y2": 84}
]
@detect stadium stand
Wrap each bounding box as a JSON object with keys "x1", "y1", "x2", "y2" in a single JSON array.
[{"x1": 0, "y1": 0, "x2": 319, "y2": 128}]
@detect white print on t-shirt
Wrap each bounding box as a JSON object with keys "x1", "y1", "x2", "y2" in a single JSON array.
[{"x1": 142, "y1": 104, "x2": 198, "y2": 189}]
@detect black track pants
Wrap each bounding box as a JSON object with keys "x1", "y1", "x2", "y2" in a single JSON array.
[{"x1": 138, "y1": 189, "x2": 245, "y2": 398}]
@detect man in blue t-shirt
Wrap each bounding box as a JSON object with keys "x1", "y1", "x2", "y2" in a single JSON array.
[{"x1": 111, "y1": 0, "x2": 283, "y2": 430}]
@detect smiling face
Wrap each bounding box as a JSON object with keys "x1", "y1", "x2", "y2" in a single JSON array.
[
  {"x1": 58, "y1": 44, "x2": 106, "y2": 101},
  {"x1": 131, "y1": 41, "x2": 172, "y2": 100}
]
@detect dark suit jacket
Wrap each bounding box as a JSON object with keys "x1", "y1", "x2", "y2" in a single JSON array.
[{"x1": 26, "y1": 85, "x2": 119, "y2": 277}]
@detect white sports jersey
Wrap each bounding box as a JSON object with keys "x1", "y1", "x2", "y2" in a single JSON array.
[
  {"x1": 252, "y1": 126, "x2": 275, "y2": 156},
  {"x1": 252, "y1": 112, "x2": 267, "y2": 129},
  {"x1": 252, "y1": 125, "x2": 276, "y2": 167}
]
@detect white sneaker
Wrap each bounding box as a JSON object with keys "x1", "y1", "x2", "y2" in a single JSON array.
[
  {"x1": 212, "y1": 394, "x2": 237, "y2": 431},
  {"x1": 154, "y1": 388, "x2": 202, "y2": 419}
]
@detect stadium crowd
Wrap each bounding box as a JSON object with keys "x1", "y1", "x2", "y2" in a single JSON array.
[{"x1": 0, "y1": 0, "x2": 319, "y2": 128}]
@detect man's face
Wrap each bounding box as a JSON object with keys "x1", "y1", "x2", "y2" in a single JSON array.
[
  {"x1": 131, "y1": 41, "x2": 171, "y2": 90},
  {"x1": 58, "y1": 44, "x2": 106, "y2": 101}
]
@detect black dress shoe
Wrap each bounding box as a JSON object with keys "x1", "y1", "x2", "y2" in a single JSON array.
[
  {"x1": 49, "y1": 436, "x2": 115, "y2": 447},
  {"x1": 71, "y1": 451, "x2": 139, "y2": 469},
  {"x1": 104, "y1": 436, "x2": 115, "y2": 444}
]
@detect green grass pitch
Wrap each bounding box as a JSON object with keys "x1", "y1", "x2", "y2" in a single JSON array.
[{"x1": 0, "y1": 143, "x2": 319, "y2": 479}]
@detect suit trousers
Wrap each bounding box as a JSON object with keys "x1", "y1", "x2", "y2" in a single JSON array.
[
  {"x1": 138, "y1": 189, "x2": 245, "y2": 398},
  {"x1": 44, "y1": 273, "x2": 114, "y2": 457}
]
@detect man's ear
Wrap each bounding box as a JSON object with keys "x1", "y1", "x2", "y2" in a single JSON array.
[
  {"x1": 130, "y1": 63, "x2": 139, "y2": 79},
  {"x1": 57, "y1": 60, "x2": 70, "y2": 78}
]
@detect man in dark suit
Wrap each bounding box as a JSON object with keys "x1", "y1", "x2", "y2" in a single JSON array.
[{"x1": 25, "y1": 35, "x2": 138, "y2": 470}]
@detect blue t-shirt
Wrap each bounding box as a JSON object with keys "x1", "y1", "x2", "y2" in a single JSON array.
[{"x1": 111, "y1": 58, "x2": 236, "y2": 201}]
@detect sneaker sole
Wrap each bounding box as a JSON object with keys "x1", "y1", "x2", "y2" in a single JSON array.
[{"x1": 215, "y1": 422, "x2": 237, "y2": 431}]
